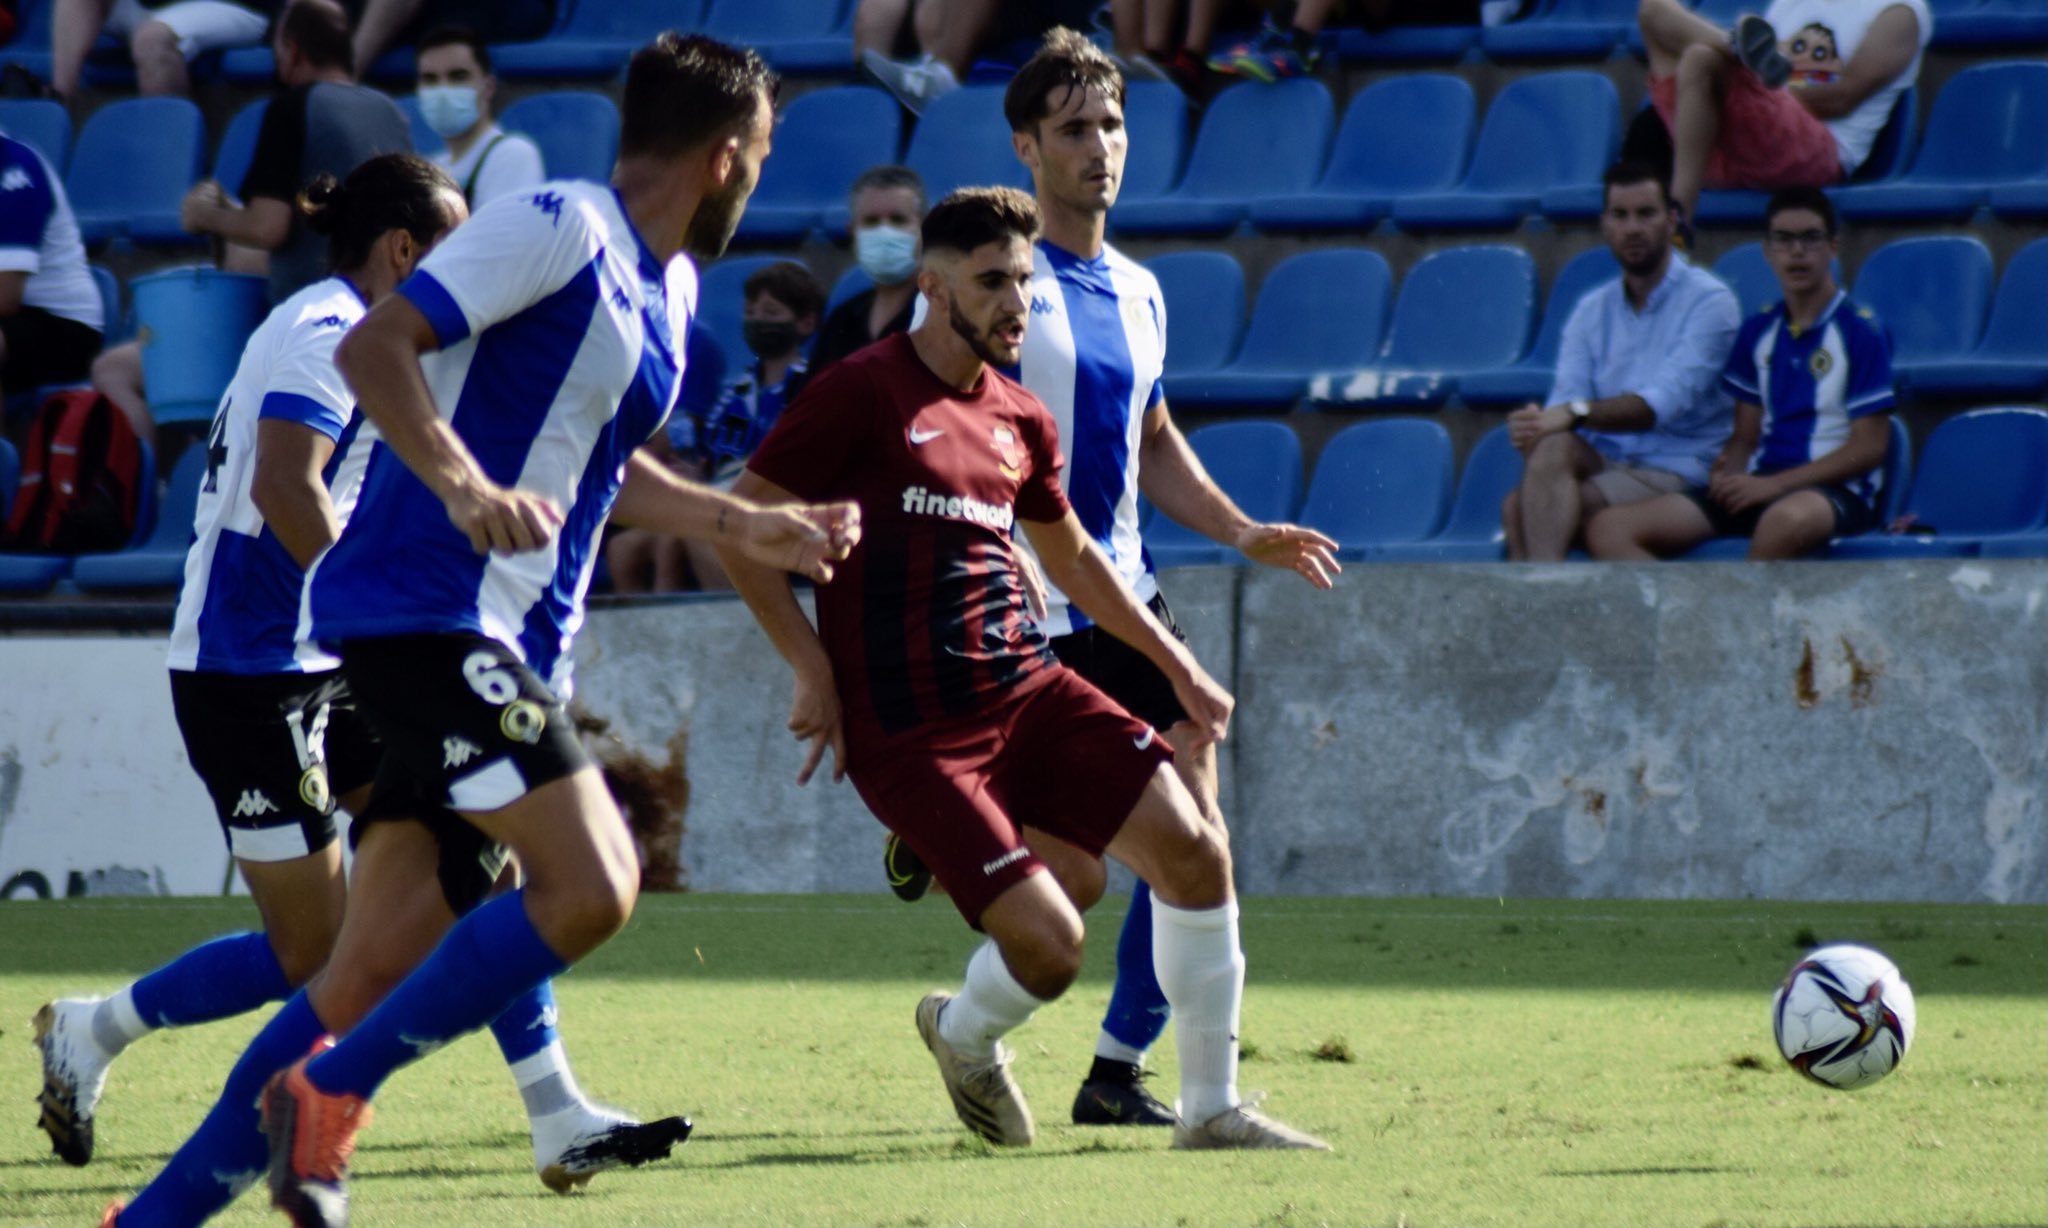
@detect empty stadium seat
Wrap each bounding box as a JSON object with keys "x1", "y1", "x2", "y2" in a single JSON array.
[
  {"x1": 1396, "y1": 71, "x2": 1619, "y2": 230},
  {"x1": 500, "y1": 91, "x2": 619, "y2": 184},
  {"x1": 1370, "y1": 424, "x2": 1524, "y2": 561},
  {"x1": 1299, "y1": 419, "x2": 1455, "y2": 559},
  {"x1": 740, "y1": 86, "x2": 901, "y2": 243},
  {"x1": 66, "y1": 97, "x2": 206, "y2": 244},
  {"x1": 1975, "y1": 531, "x2": 2048, "y2": 560},
  {"x1": 695, "y1": 255, "x2": 784, "y2": 375},
  {"x1": 0, "y1": 437, "x2": 16, "y2": 518},
  {"x1": 1167, "y1": 249, "x2": 1391, "y2": 411},
  {"x1": 131, "y1": 267, "x2": 268, "y2": 426},
  {"x1": 1927, "y1": 0, "x2": 2048, "y2": 49},
  {"x1": 0, "y1": 98, "x2": 70, "y2": 171},
  {"x1": 701, "y1": 0, "x2": 852, "y2": 73},
  {"x1": 494, "y1": 0, "x2": 702, "y2": 78},
  {"x1": 1988, "y1": 181, "x2": 2048, "y2": 221},
  {"x1": 1709, "y1": 243, "x2": 1843, "y2": 319},
  {"x1": 1248, "y1": 74, "x2": 1474, "y2": 233},
  {"x1": 1828, "y1": 408, "x2": 2048, "y2": 558},
  {"x1": 1459, "y1": 245, "x2": 1618, "y2": 406},
  {"x1": 1900, "y1": 239, "x2": 2048, "y2": 399},
  {"x1": 1111, "y1": 80, "x2": 1334, "y2": 237},
  {"x1": 1311, "y1": 245, "x2": 1537, "y2": 409},
  {"x1": 904, "y1": 86, "x2": 1032, "y2": 206},
  {"x1": 1481, "y1": 0, "x2": 1637, "y2": 61},
  {"x1": 1332, "y1": 23, "x2": 1479, "y2": 62},
  {"x1": 212, "y1": 98, "x2": 269, "y2": 199},
  {"x1": 1141, "y1": 421, "x2": 1302, "y2": 568},
  {"x1": 1118, "y1": 81, "x2": 1192, "y2": 202},
  {"x1": 1850, "y1": 236, "x2": 1994, "y2": 381},
  {"x1": 71, "y1": 442, "x2": 207, "y2": 591},
  {"x1": 90, "y1": 265, "x2": 122, "y2": 343},
  {"x1": 1835, "y1": 63, "x2": 2047, "y2": 222},
  {"x1": 1144, "y1": 251, "x2": 1245, "y2": 380}
]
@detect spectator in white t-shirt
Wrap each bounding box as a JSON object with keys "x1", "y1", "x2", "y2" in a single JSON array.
[
  {"x1": 51, "y1": 0, "x2": 276, "y2": 103},
  {"x1": 413, "y1": 24, "x2": 544, "y2": 207},
  {"x1": 0, "y1": 132, "x2": 106, "y2": 441}
]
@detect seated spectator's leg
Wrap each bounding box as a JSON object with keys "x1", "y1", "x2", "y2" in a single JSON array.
[
  {"x1": 1746, "y1": 491, "x2": 1835, "y2": 561},
  {"x1": 53, "y1": 0, "x2": 118, "y2": 103},
  {"x1": 1182, "y1": 0, "x2": 1226, "y2": 54},
  {"x1": 1668, "y1": 41, "x2": 1733, "y2": 224},
  {"x1": 91, "y1": 341, "x2": 154, "y2": 446},
  {"x1": 914, "y1": 0, "x2": 999, "y2": 78},
  {"x1": 352, "y1": 0, "x2": 427, "y2": 78},
  {"x1": 1514, "y1": 433, "x2": 1607, "y2": 562},
  {"x1": 854, "y1": 0, "x2": 912, "y2": 59},
  {"x1": 128, "y1": 20, "x2": 190, "y2": 96},
  {"x1": 683, "y1": 537, "x2": 729, "y2": 592},
  {"x1": 605, "y1": 529, "x2": 655, "y2": 596},
  {"x1": 1501, "y1": 488, "x2": 1526, "y2": 560},
  {"x1": 1584, "y1": 493, "x2": 1714, "y2": 560},
  {"x1": 129, "y1": 3, "x2": 273, "y2": 97},
  {"x1": 1637, "y1": 0, "x2": 1729, "y2": 78}
]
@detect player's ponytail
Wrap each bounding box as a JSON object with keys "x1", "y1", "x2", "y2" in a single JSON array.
[{"x1": 298, "y1": 153, "x2": 462, "y2": 274}]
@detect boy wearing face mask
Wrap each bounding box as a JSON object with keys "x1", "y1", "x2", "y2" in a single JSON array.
[
  {"x1": 414, "y1": 24, "x2": 545, "y2": 207},
  {"x1": 810, "y1": 164, "x2": 924, "y2": 375}
]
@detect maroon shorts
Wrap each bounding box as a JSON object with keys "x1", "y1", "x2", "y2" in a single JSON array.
[
  {"x1": 848, "y1": 667, "x2": 1174, "y2": 927},
  {"x1": 1650, "y1": 70, "x2": 1842, "y2": 191}
]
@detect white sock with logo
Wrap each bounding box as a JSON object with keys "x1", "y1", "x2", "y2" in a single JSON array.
[
  {"x1": 510, "y1": 1040, "x2": 585, "y2": 1121},
  {"x1": 938, "y1": 940, "x2": 1044, "y2": 1059},
  {"x1": 1151, "y1": 897, "x2": 1244, "y2": 1127}
]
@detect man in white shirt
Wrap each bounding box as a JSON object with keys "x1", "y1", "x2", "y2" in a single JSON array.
[{"x1": 414, "y1": 24, "x2": 545, "y2": 208}]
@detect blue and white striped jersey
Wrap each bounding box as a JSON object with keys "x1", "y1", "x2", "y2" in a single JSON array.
[
  {"x1": 1722, "y1": 291, "x2": 1894, "y2": 504},
  {"x1": 0, "y1": 134, "x2": 103, "y2": 331},
  {"x1": 308, "y1": 182, "x2": 693, "y2": 697},
  {"x1": 168, "y1": 276, "x2": 372, "y2": 675}
]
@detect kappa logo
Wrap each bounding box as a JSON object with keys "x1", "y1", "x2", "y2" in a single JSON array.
[
  {"x1": 530, "y1": 190, "x2": 565, "y2": 225},
  {"x1": 1029, "y1": 296, "x2": 1055, "y2": 316},
  {"x1": 231, "y1": 790, "x2": 279, "y2": 818},
  {"x1": 0, "y1": 167, "x2": 31, "y2": 192},
  {"x1": 308, "y1": 314, "x2": 349, "y2": 330},
  {"x1": 443, "y1": 736, "x2": 484, "y2": 769}
]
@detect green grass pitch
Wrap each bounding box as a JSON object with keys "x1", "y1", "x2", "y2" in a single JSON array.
[{"x1": 3, "y1": 894, "x2": 2043, "y2": 1227}]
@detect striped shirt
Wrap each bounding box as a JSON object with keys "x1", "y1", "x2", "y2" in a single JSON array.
[{"x1": 1722, "y1": 291, "x2": 1894, "y2": 503}]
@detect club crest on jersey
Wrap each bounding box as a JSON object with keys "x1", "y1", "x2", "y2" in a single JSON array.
[
  {"x1": 991, "y1": 425, "x2": 1023, "y2": 478},
  {"x1": 1809, "y1": 348, "x2": 1833, "y2": 378}
]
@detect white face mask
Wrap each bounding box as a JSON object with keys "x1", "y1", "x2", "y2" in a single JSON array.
[
  {"x1": 416, "y1": 85, "x2": 481, "y2": 139},
  {"x1": 855, "y1": 224, "x2": 919, "y2": 285}
]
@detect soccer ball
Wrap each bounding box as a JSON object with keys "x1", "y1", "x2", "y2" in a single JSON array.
[{"x1": 1771, "y1": 943, "x2": 1916, "y2": 1090}]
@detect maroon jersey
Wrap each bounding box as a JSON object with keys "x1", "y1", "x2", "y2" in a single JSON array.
[{"x1": 746, "y1": 332, "x2": 1071, "y2": 744}]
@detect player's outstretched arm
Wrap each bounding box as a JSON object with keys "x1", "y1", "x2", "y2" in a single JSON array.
[
  {"x1": 1022, "y1": 509, "x2": 1233, "y2": 746},
  {"x1": 336, "y1": 295, "x2": 563, "y2": 554},
  {"x1": 715, "y1": 468, "x2": 851, "y2": 785},
  {"x1": 1136, "y1": 403, "x2": 1340, "y2": 589},
  {"x1": 612, "y1": 451, "x2": 859, "y2": 584}
]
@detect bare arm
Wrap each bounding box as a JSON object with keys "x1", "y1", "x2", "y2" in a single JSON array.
[
  {"x1": 1021, "y1": 508, "x2": 1232, "y2": 745},
  {"x1": 1136, "y1": 401, "x2": 1339, "y2": 587},
  {"x1": 1792, "y1": 6, "x2": 1920, "y2": 121},
  {"x1": 181, "y1": 183, "x2": 292, "y2": 251},
  {"x1": 0, "y1": 270, "x2": 26, "y2": 316},
  {"x1": 248, "y1": 419, "x2": 341, "y2": 568},
  {"x1": 612, "y1": 450, "x2": 857, "y2": 583}
]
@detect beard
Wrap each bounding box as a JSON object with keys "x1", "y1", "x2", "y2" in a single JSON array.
[
  {"x1": 1617, "y1": 237, "x2": 1668, "y2": 278},
  {"x1": 684, "y1": 173, "x2": 751, "y2": 264},
  {"x1": 948, "y1": 297, "x2": 1015, "y2": 368}
]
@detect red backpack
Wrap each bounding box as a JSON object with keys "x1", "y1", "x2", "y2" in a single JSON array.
[{"x1": 4, "y1": 389, "x2": 145, "y2": 553}]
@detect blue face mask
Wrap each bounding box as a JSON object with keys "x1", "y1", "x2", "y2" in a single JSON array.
[
  {"x1": 855, "y1": 225, "x2": 919, "y2": 286},
  {"x1": 416, "y1": 85, "x2": 481, "y2": 139}
]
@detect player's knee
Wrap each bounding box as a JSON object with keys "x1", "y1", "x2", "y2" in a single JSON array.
[
  {"x1": 1001, "y1": 914, "x2": 1085, "y2": 999},
  {"x1": 1148, "y1": 818, "x2": 1232, "y2": 911},
  {"x1": 268, "y1": 926, "x2": 335, "y2": 989}
]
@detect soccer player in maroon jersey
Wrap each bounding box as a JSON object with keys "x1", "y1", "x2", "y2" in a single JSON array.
[{"x1": 718, "y1": 187, "x2": 1329, "y2": 1152}]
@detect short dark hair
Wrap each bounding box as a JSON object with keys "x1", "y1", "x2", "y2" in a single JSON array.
[
  {"x1": 1765, "y1": 185, "x2": 1838, "y2": 235},
  {"x1": 848, "y1": 164, "x2": 926, "y2": 214},
  {"x1": 921, "y1": 186, "x2": 1040, "y2": 258},
  {"x1": 299, "y1": 153, "x2": 460, "y2": 272},
  {"x1": 416, "y1": 23, "x2": 490, "y2": 74},
  {"x1": 744, "y1": 260, "x2": 825, "y2": 322},
  {"x1": 1003, "y1": 26, "x2": 1125, "y2": 136},
  {"x1": 620, "y1": 32, "x2": 778, "y2": 160},
  {"x1": 279, "y1": 0, "x2": 352, "y2": 74},
  {"x1": 1602, "y1": 161, "x2": 1671, "y2": 208}
]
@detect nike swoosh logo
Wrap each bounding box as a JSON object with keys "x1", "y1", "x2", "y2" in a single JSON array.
[
  {"x1": 1133, "y1": 728, "x2": 1155, "y2": 750},
  {"x1": 909, "y1": 427, "x2": 944, "y2": 444}
]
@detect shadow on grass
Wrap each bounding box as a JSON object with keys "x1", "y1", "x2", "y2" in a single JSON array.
[{"x1": 1546, "y1": 1165, "x2": 1753, "y2": 1177}]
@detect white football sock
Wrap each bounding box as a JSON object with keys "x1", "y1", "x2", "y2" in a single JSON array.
[
  {"x1": 1093, "y1": 1033, "x2": 1147, "y2": 1066},
  {"x1": 938, "y1": 940, "x2": 1044, "y2": 1059},
  {"x1": 1151, "y1": 897, "x2": 1244, "y2": 1126},
  {"x1": 508, "y1": 1040, "x2": 585, "y2": 1120},
  {"x1": 91, "y1": 987, "x2": 151, "y2": 1056}
]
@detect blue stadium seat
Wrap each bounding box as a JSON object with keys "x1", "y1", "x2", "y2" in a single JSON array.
[
  {"x1": 823, "y1": 266, "x2": 871, "y2": 317},
  {"x1": 695, "y1": 255, "x2": 784, "y2": 375},
  {"x1": 1688, "y1": 87, "x2": 1919, "y2": 226},
  {"x1": 394, "y1": 94, "x2": 445, "y2": 159},
  {"x1": 1988, "y1": 181, "x2": 2048, "y2": 221},
  {"x1": 71, "y1": 442, "x2": 207, "y2": 591},
  {"x1": 1145, "y1": 251, "x2": 1245, "y2": 380},
  {"x1": 1167, "y1": 249, "x2": 1391, "y2": 411},
  {"x1": 1850, "y1": 236, "x2": 1994, "y2": 382},
  {"x1": 0, "y1": 0, "x2": 56, "y2": 78},
  {"x1": 1370, "y1": 424, "x2": 1524, "y2": 561},
  {"x1": 739, "y1": 86, "x2": 900, "y2": 243},
  {"x1": 0, "y1": 438, "x2": 156, "y2": 593},
  {"x1": 1927, "y1": 0, "x2": 2048, "y2": 48},
  {"x1": 1299, "y1": 419, "x2": 1455, "y2": 560},
  {"x1": 221, "y1": 44, "x2": 415, "y2": 84},
  {"x1": 1310, "y1": 245, "x2": 1537, "y2": 409},
  {"x1": 66, "y1": 97, "x2": 206, "y2": 244},
  {"x1": 1709, "y1": 243, "x2": 1842, "y2": 319},
  {"x1": 500, "y1": 91, "x2": 619, "y2": 184},
  {"x1": 1827, "y1": 408, "x2": 2048, "y2": 558},
  {"x1": 679, "y1": 327, "x2": 727, "y2": 423},
  {"x1": 1458, "y1": 246, "x2": 1618, "y2": 406},
  {"x1": 701, "y1": 0, "x2": 852, "y2": 72},
  {"x1": 1395, "y1": 71, "x2": 1620, "y2": 230},
  {"x1": 0, "y1": 436, "x2": 16, "y2": 517},
  {"x1": 1141, "y1": 421, "x2": 1302, "y2": 567},
  {"x1": 130, "y1": 267, "x2": 269, "y2": 426},
  {"x1": 213, "y1": 98, "x2": 270, "y2": 198},
  {"x1": 1835, "y1": 63, "x2": 2047, "y2": 222},
  {"x1": 1332, "y1": 24, "x2": 1479, "y2": 62},
  {"x1": 1111, "y1": 80, "x2": 1334, "y2": 237},
  {"x1": 1118, "y1": 81, "x2": 1191, "y2": 202},
  {"x1": 0, "y1": 98, "x2": 71, "y2": 171},
  {"x1": 1976, "y1": 531, "x2": 2048, "y2": 559},
  {"x1": 90, "y1": 264, "x2": 123, "y2": 343},
  {"x1": 1900, "y1": 239, "x2": 2048, "y2": 399},
  {"x1": 1481, "y1": 0, "x2": 1637, "y2": 61},
  {"x1": 904, "y1": 86, "x2": 1032, "y2": 206},
  {"x1": 1680, "y1": 416, "x2": 1911, "y2": 559},
  {"x1": 1247, "y1": 74, "x2": 1475, "y2": 233},
  {"x1": 493, "y1": 0, "x2": 703, "y2": 78}
]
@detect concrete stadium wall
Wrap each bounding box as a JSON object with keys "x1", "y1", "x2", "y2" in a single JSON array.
[{"x1": 1, "y1": 562, "x2": 2041, "y2": 904}]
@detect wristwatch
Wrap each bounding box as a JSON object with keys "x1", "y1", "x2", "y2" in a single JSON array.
[{"x1": 1567, "y1": 399, "x2": 1592, "y2": 427}]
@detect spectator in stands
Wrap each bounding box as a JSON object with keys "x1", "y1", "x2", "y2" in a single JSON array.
[
  {"x1": 1210, "y1": 0, "x2": 1334, "y2": 81},
  {"x1": 0, "y1": 130, "x2": 106, "y2": 441},
  {"x1": 810, "y1": 165, "x2": 924, "y2": 374},
  {"x1": 1501, "y1": 162, "x2": 1740, "y2": 561},
  {"x1": 348, "y1": 0, "x2": 555, "y2": 76},
  {"x1": 1637, "y1": 0, "x2": 1930, "y2": 232},
  {"x1": 414, "y1": 24, "x2": 544, "y2": 207},
  {"x1": 858, "y1": 0, "x2": 1098, "y2": 114},
  {"x1": 609, "y1": 262, "x2": 824, "y2": 594},
  {"x1": 50, "y1": 0, "x2": 276, "y2": 103},
  {"x1": 1587, "y1": 188, "x2": 1892, "y2": 561},
  {"x1": 1110, "y1": 0, "x2": 1222, "y2": 93}
]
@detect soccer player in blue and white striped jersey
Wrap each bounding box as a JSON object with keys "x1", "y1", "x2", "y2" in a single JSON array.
[{"x1": 1588, "y1": 187, "x2": 1894, "y2": 561}]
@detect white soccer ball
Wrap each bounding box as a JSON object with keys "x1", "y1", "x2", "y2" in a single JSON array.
[{"x1": 1771, "y1": 943, "x2": 1916, "y2": 1090}]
